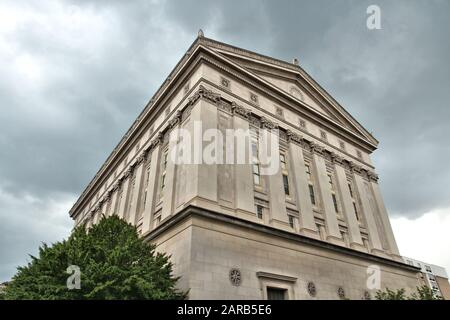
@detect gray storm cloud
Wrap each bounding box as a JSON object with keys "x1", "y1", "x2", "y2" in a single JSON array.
[{"x1": 1, "y1": 0, "x2": 449, "y2": 281}]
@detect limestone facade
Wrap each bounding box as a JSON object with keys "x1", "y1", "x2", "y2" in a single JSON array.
[{"x1": 69, "y1": 34, "x2": 420, "y2": 299}]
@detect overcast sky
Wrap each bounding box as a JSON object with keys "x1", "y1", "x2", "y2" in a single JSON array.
[{"x1": 1, "y1": 0, "x2": 450, "y2": 282}]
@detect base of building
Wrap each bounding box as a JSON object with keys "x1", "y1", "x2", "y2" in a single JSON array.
[{"x1": 145, "y1": 205, "x2": 421, "y2": 300}]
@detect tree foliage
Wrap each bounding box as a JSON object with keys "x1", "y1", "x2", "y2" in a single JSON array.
[
  {"x1": 375, "y1": 285, "x2": 443, "y2": 300},
  {"x1": 2, "y1": 215, "x2": 187, "y2": 300}
]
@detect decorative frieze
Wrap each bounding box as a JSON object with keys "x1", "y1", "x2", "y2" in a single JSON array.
[
  {"x1": 349, "y1": 162, "x2": 363, "y2": 174},
  {"x1": 367, "y1": 171, "x2": 379, "y2": 183},
  {"x1": 309, "y1": 142, "x2": 324, "y2": 155},
  {"x1": 231, "y1": 102, "x2": 251, "y2": 119},
  {"x1": 260, "y1": 116, "x2": 278, "y2": 129},
  {"x1": 73, "y1": 84, "x2": 380, "y2": 219},
  {"x1": 188, "y1": 85, "x2": 221, "y2": 107},
  {"x1": 168, "y1": 110, "x2": 182, "y2": 129},
  {"x1": 330, "y1": 152, "x2": 344, "y2": 165}
]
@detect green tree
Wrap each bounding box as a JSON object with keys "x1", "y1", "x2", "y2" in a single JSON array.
[
  {"x1": 2, "y1": 215, "x2": 187, "y2": 300},
  {"x1": 375, "y1": 285, "x2": 443, "y2": 300}
]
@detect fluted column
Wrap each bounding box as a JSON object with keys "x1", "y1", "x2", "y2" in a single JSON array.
[
  {"x1": 310, "y1": 143, "x2": 342, "y2": 245},
  {"x1": 352, "y1": 166, "x2": 384, "y2": 254},
  {"x1": 141, "y1": 139, "x2": 162, "y2": 234},
  {"x1": 128, "y1": 153, "x2": 147, "y2": 225},
  {"x1": 286, "y1": 131, "x2": 318, "y2": 238},
  {"x1": 108, "y1": 186, "x2": 119, "y2": 216},
  {"x1": 260, "y1": 118, "x2": 289, "y2": 229},
  {"x1": 332, "y1": 154, "x2": 364, "y2": 251},
  {"x1": 232, "y1": 104, "x2": 254, "y2": 214},
  {"x1": 369, "y1": 173, "x2": 401, "y2": 259},
  {"x1": 161, "y1": 112, "x2": 182, "y2": 221},
  {"x1": 117, "y1": 169, "x2": 132, "y2": 219}
]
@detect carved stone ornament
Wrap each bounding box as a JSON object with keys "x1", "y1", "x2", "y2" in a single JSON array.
[
  {"x1": 367, "y1": 171, "x2": 379, "y2": 183},
  {"x1": 307, "y1": 282, "x2": 317, "y2": 297},
  {"x1": 231, "y1": 102, "x2": 251, "y2": 119},
  {"x1": 286, "y1": 129, "x2": 303, "y2": 144},
  {"x1": 330, "y1": 152, "x2": 344, "y2": 165},
  {"x1": 338, "y1": 287, "x2": 346, "y2": 299},
  {"x1": 309, "y1": 142, "x2": 324, "y2": 155},
  {"x1": 260, "y1": 116, "x2": 278, "y2": 129},
  {"x1": 188, "y1": 85, "x2": 221, "y2": 106},
  {"x1": 168, "y1": 110, "x2": 182, "y2": 128},
  {"x1": 349, "y1": 162, "x2": 362, "y2": 174},
  {"x1": 229, "y1": 268, "x2": 242, "y2": 286}
]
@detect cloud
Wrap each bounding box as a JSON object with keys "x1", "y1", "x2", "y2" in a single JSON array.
[
  {"x1": 1, "y1": 0, "x2": 449, "y2": 281},
  {"x1": 0, "y1": 185, "x2": 74, "y2": 281},
  {"x1": 392, "y1": 208, "x2": 450, "y2": 275}
]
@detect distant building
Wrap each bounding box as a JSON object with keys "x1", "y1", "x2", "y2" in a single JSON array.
[
  {"x1": 0, "y1": 281, "x2": 9, "y2": 294},
  {"x1": 403, "y1": 257, "x2": 450, "y2": 299},
  {"x1": 69, "y1": 32, "x2": 420, "y2": 299}
]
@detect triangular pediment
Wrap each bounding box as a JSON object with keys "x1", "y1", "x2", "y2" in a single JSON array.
[
  {"x1": 251, "y1": 71, "x2": 340, "y2": 121},
  {"x1": 195, "y1": 38, "x2": 378, "y2": 146}
]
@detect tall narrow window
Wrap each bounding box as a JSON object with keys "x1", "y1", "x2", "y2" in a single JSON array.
[
  {"x1": 283, "y1": 174, "x2": 290, "y2": 195},
  {"x1": 251, "y1": 128, "x2": 261, "y2": 186},
  {"x1": 160, "y1": 149, "x2": 168, "y2": 197},
  {"x1": 142, "y1": 164, "x2": 151, "y2": 210},
  {"x1": 280, "y1": 153, "x2": 290, "y2": 196},
  {"x1": 328, "y1": 174, "x2": 339, "y2": 215},
  {"x1": 256, "y1": 205, "x2": 263, "y2": 219},
  {"x1": 332, "y1": 194, "x2": 339, "y2": 213},
  {"x1": 289, "y1": 215, "x2": 295, "y2": 228},
  {"x1": 348, "y1": 180, "x2": 360, "y2": 222},
  {"x1": 308, "y1": 185, "x2": 316, "y2": 205},
  {"x1": 305, "y1": 163, "x2": 316, "y2": 205}
]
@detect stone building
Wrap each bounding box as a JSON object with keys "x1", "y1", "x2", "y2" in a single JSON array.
[
  {"x1": 69, "y1": 32, "x2": 420, "y2": 299},
  {"x1": 403, "y1": 257, "x2": 450, "y2": 299}
]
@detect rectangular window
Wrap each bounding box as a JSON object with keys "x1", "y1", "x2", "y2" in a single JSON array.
[
  {"x1": 253, "y1": 164, "x2": 261, "y2": 185},
  {"x1": 160, "y1": 149, "x2": 168, "y2": 196},
  {"x1": 348, "y1": 183, "x2": 353, "y2": 198},
  {"x1": 309, "y1": 184, "x2": 316, "y2": 205},
  {"x1": 328, "y1": 174, "x2": 334, "y2": 189},
  {"x1": 305, "y1": 164, "x2": 312, "y2": 179},
  {"x1": 280, "y1": 152, "x2": 290, "y2": 196},
  {"x1": 251, "y1": 128, "x2": 262, "y2": 187},
  {"x1": 256, "y1": 205, "x2": 263, "y2": 219},
  {"x1": 280, "y1": 154, "x2": 287, "y2": 170},
  {"x1": 283, "y1": 174, "x2": 290, "y2": 195},
  {"x1": 267, "y1": 287, "x2": 287, "y2": 300},
  {"x1": 289, "y1": 216, "x2": 294, "y2": 228},
  {"x1": 332, "y1": 194, "x2": 339, "y2": 213},
  {"x1": 353, "y1": 202, "x2": 359, "y2": 221},
  {"x1": 142, "y1": 164, "x2": 151, "y2": 209}
]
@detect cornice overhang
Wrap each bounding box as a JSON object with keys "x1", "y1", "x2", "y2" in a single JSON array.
[
  {"x1": 69, "y1": 39, "x2": 205, "y2": 217},
  {"x1": 197, "y1": 44, "x2": 377, "y2": 152},
  {"x1": 69, "y1": 36, "x2": 379, "y2": 218},
  {"x1": 198, "y1": 36, "x2": 379, "y2": 147},
  {"x1": 143, "y1": 205, "x2": 421, "y2": 274}
]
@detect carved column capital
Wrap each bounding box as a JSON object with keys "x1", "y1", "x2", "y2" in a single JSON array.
[
  {"x1": 367, "y1": 171, "x2": 379, "y2": 183},
  {"x1": 260, "y1": 116, "x2": 278, "y2": 129},
  {"x1": 330, "y1": 152, "x2": 344, "y2": 165},
  {"x1": 349, "y1": 162, "x2": 362, "y2": 174},
  {"x1": 231, "y1": 102, "x2": 251, "y2": 119},
  {"x1": 168, "y1": 110, "x2": 182, "y2": 128},
  {"x1": 309, "y1": 141, "x2": 324, "y2": 155},
  {"x1": 188, "y1": 85, "x2": 221, "y2": 106},
  {"x1": 286, "y1": 129, "x2": 303, "y2": 144}
]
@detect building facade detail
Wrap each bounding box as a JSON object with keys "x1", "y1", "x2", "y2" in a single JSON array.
[{"x1": 69, "y1": 35, "x2": 420, "y2": 299}]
